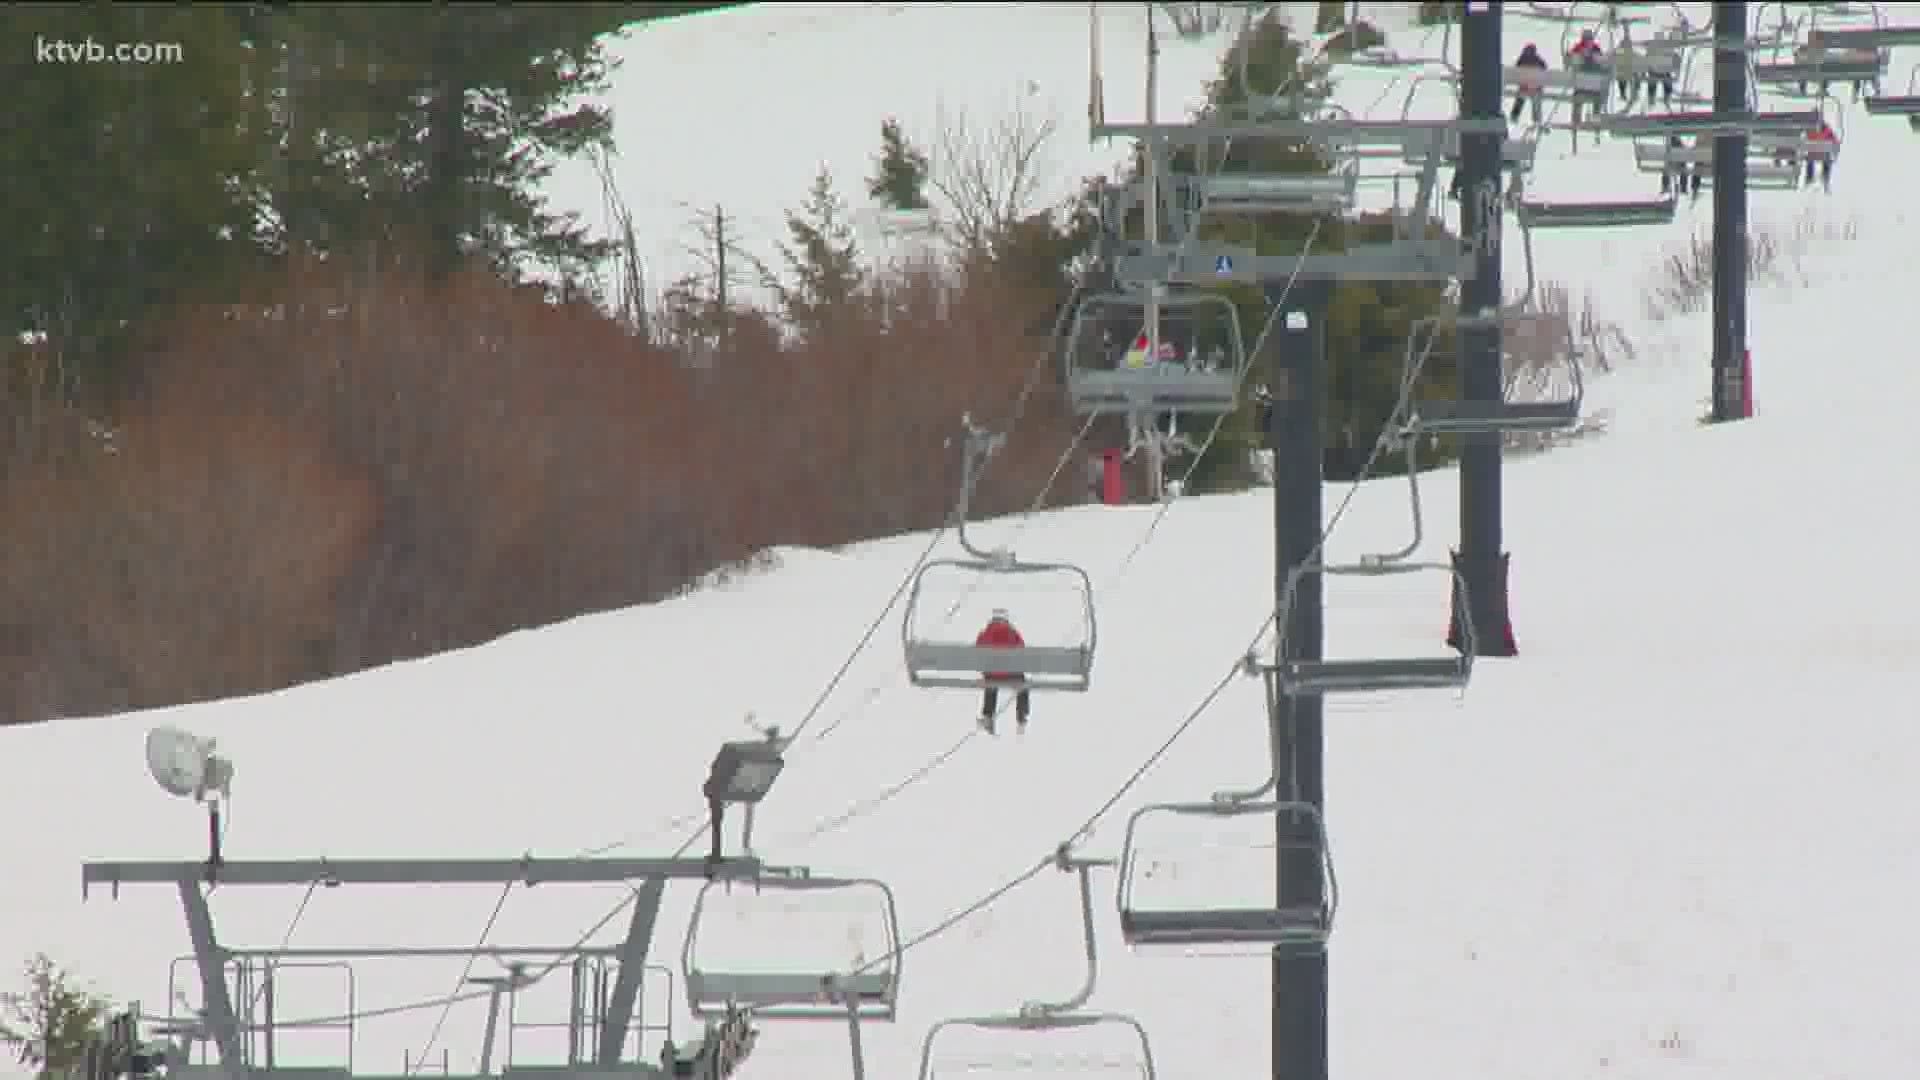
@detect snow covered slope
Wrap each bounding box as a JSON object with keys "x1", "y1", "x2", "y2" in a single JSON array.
[{"x1": 8, "y1": 4, "x2": 1919, "y2": 1079}]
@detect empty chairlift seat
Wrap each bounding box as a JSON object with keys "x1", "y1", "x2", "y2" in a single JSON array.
[
  {"x1": 1747, "y1": 133, "x2": 1831, "y2": 186},
  {"x1": 1752, "y1": 48, "x2": 1885, "y2": 87},
  {"x1": 1271, "y1": 559, "x2": 1474, "y2": 696},
  {"x1": 1406, "y1": 313, "x2": 1583, "y2": 436},
  {"x1": 1062, "y1": 290, "x2": 1248, "y2": 417},
  {"x1": 1864, "y1": 94, "x2": 1920, "y2": 115},
  {"x1": 1196, "y1": 170, "x2": 1358, "y2": 215},
  {"x1": 902, "y1": 557, "x2": 1096, "y2": 692},
  {"x1": 918, "y1": 1013, "x2": 1159, "y2": 1079},
  {"x1": 1515, "y1": 197, "x2": 1677, "y2": 229},
  {"x1": 681, "y1": 876, "x2": 903, "y2": 1022},
  {"x1": 1809, "y1": 26, "x2": 1920, "y2": 50},
  {"x1": 1117, "y1": 800, "x2": 1334, "y2": 953},
  {"x1": 1868, "y1": 69, "x2": 1920, "y2": 116}
]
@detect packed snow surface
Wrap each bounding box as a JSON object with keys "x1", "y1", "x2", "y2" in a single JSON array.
[{"x1": 8, "y1": 3, "x2": 1919, "y2": 1078}]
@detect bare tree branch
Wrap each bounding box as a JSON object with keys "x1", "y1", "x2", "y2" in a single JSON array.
[
  {"x1": 926, "y1": 88, "x2": 1062, "y2": 257},
  {"x1": 588, "y1": 144, "x2": 648, "y2": 340}
]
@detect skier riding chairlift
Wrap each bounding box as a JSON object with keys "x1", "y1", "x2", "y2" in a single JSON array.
[{"x1": 975, "y1": 608, "x2": 1031, "y2": 735}]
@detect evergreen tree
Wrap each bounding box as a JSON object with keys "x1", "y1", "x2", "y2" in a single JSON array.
[
  {"x1": 0, "y1": 4, "x2": 262, "y2": 397},
  {"x1": 1158, "y1": 8, "x2": 1456, "y2": 494},
  {"x1": 234, "y1": 5, "x2": 626, "y2": 286},
  {"x1": 0, "y1": 955, "x2": 110, "y2": 1077},
  {"x1": 867, "y1": 118, "x2": 931, "y2": 211},
  {"x1": 769, "y1": 168, "x2": 865, "y2": 339}
]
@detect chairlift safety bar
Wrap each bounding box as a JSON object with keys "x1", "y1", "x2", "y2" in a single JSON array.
[
  {"x1": 1091, "y1": 117, "x2": 1509, "y2": 144},
  {"x1": 1751, "y1": 58, "x2": 1886, "y2": 83},
  {"x1": 1809, "y1": 27, "x2": 1920, "y2": 49},
  {"x1": 1516, "y1": 199, "x2": 1677, "y2": 229}
]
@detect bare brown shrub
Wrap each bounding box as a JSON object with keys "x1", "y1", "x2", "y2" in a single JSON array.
[
  {"x1": 1490, "y1": 281, "x2": 1633, "y2": 454},
  {"x1": 1, "y1": 242, "x2": 1079, "y2": 723},
  {"x1": 0, "y1": 391, "x2": 374, "y2": 720},
  {"x1": 698, "y1": 261, "x2": 1074, "y2": 551},
  {"x1": 131, "y1": 263, "x2": 710, "y2": 669},
  {"x1": 1643, "y1": 210, "x2": 1860, "y2": 321}
]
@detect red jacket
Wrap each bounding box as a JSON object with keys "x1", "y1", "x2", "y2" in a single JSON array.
[{"x1": 975, "y1": 617, "x2": 1025, "y2": 682}]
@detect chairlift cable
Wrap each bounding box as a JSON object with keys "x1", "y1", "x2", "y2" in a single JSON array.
[
  {"x1": 1107, "y1": 216, "x2": 1325, "y2": 581},
  {"x1": 770, "y1": 728, "x2": 979, "y2": 851},
  {"x1": 240, "y1": 878, "x2": 320, "y2": 1017},
  {"x1": 822, "y1": 303, "x2": 1437, "y2": 979},
  {"x1": 405, "y1": 880, "x2": 515, "y2": 1075},
  {"x1": 776, "y1": 265, "x2": 1099, "y2": 749},
  {"x1": 255, "y1": 861, "x2": 658, "y2": 1033},
  {"x1": 764, "y1": 75, "x2": 1503, "y2": 859},
  {"x1": 573, "y1": 278, "x2": 1101, "y2": 864},
  {"x1": 806, "y1": 407, "x2": 1103, "y2": 748}
]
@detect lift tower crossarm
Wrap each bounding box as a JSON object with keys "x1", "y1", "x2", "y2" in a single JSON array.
[{"x1": 82, "y1": 855, "x2": 771, "y2": 896}]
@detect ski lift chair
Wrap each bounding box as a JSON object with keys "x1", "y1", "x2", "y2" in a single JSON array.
[
  {"x1": 1062, "y1": 290, "x2": 1248, "y2": 417},
  {"x1": 1632, "y1": 138, "x2": 1715, "y2": 174},
  {"x1": 1811, "y1": 26, "x2": 1920, "y2": 49},
  {"x1": 1628, "y1": 37, "x2": 1685, "y2": 85},
  {"x1": 681, "y1": 875, "x2": 903, "y2": 1021},
  {"x1": 1748, "y1": 132, "x2": 1833, "y2": 187},
  {"x1": 1752, "y1": 50, "x2": 1885, "y2": 92},
  {"x1": 1271, "y1": 559, "x2": 1475, "y2": 696},
  {"x1": 1516, "y1": 197, "x2": 1677, "y2": 229},
  {"x1": 1522, "y1": 3, "x2": 1588, "y2": 24},
  {"x1": 1596, "y1": 107, "x2": 1821, "y2": 136},
  {"x1": 1116, "y1": 801, "x2": 1334, "y2": 953},
  {"x1": 1404, "y1": 312, "x2": 1583, "y2": 436},
  {"x1": 918, "y1": 850, "x2": 1158, "y2": 1079},
  {"x1": 1866, "y1": 66, "x2": 1920, "y2": 115},
  {"x1": 902, "y1": 557, "x2": 1096, "y2": 692},
  {"x1": 1504, "y1": 65, "x2": 1613, "y2": 104}
]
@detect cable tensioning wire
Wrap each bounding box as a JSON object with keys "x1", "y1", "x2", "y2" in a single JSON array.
[
  {"x1": 773, "y1": 728, "x2": 977, "y2": 850},
  {"x1": 269, "y1": 820, "x2": 713, "y2": 1035},
  {"x1": 242, "y1": 878, "x2": 320, "y2": 1017},
  {"x1": 406, "y1": 881, "x2": 514, "y2": 1076}
]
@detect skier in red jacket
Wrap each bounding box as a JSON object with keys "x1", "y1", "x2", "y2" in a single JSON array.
[{"x1": 975, "y1": 608, "x2": 1031, "y2": 734}]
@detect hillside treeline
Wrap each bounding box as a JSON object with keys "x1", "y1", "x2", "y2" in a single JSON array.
[{"x1": 1, "y1": 6, "x2": 1500, "y2": 723}]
